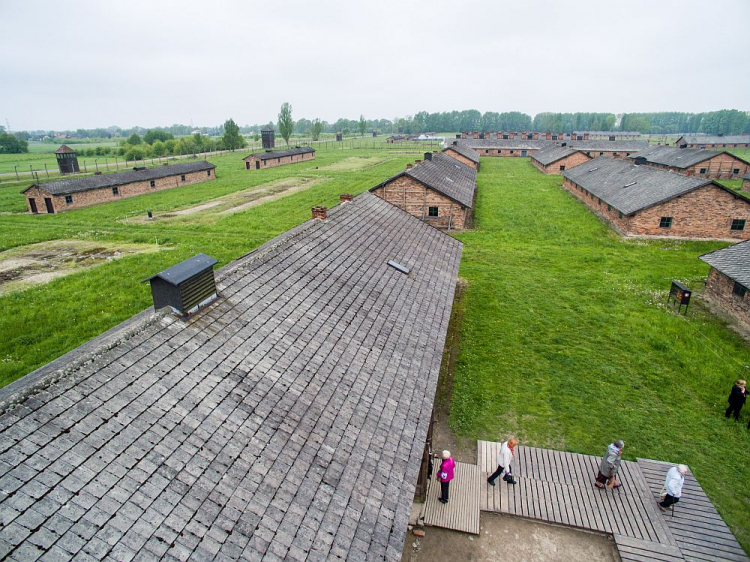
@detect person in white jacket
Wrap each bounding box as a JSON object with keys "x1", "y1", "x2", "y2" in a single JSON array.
[
  {"x1": 487, "y1": 438, "x2": 518, "y2": 486},
  {"x1": 659, "y1": 464, "x2": 688, "y2": 510}
]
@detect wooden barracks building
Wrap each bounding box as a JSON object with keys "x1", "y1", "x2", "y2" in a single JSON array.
[
  {"x1": 370, "y1": 152, "x2": 477, "y2": 230},
  {"x1": 700, "y1": 240, "x2": 750, "y2": 328},
  {"x1": 22, "y1": 161, "x2": 216, "y2": 214},
  {"x1": 561, "y1": 156, "x2": 750, "y2": 240},
  {"x1": 627, "y1": 145, "x2": 750, "y2": 179},
  {"x1": 243, "y1": 147, "x2": 315, "y2": 170},
  {"x1": 530, "y1": 145, "x2": 591, "y2": 174}
]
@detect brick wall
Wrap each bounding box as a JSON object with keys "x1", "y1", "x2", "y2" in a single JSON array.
[
  {"x1": 478, "y1": 148, "x2": 538, "y2": 158},
  {"x1": 561, "y1": 178, "x2": 750, "y2": 240},
  {"x1": 26, "y1": 168, "x2": 215, "y2": 214},
  {"x1": 743, "y1": 178, "x2": 750, "y2": 193},
  {"x1": 686, "y1": 143, "x2": 750, "y2": 149},
  {"x1": 704, "y1": 268, "x2": 750, "y2": 327},
  {"x1": 579, "y1": 149, "x2": 635, "y2": 160},
  {"x1": 371, "y1": 175, "x2": 469, "y2": 230},
  {"x1": 531, "y1": 152, "x2": 591, "y2": 174},
  {"x1": 444, "y1": 149, "x2": 478, "y2": 170},
  {"x1": 244, "y1": 151, "x2": 315, "y2": 170},
  {"x1": 642, "y1": 153, "x2": 749, "y2": 179}
]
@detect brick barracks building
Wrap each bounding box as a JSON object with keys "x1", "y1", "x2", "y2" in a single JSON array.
[
  {"x1": 370, "y1": 152, "x2": 477, "y2": 230},
  {"x1": 22, "y1": 161, "x2": 216, "y2": 214},
  {"x1": 530, "y1": 145, "x2": 591, "y2": 174},
  {"x1": 561, "y1": 156, "x2": 750, "y2": 240},
  {"x1": 567, "y1": 139, "x2": 648, "y2": 159},
  {"x1": 242, "y1": 147, "x2": 315, "y2": 170},
  {"x1": 627, "y1": 145, "x2": 750, "y2": 179},
  {"x1": 700, "y1": 240, "x2": 750, "y2": 328},
  {"x1": 459, "y1": 138, "x2": 547, "y2": 157},
  {"x1": 675, "y1": 134, "x2": 750, "y2": 149},
  {"x1": 442, "y1": 142, "x2": 480, "y2": 170}
]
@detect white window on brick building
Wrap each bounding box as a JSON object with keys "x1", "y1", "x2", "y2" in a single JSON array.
[
  {"x1": 699, "y1": 168, "x2": 707, "y2": 174},
  {"x1": 733, "y1": 282, "x2": 747, "y2": 298},
  {"x1": 659, "y1": 216, "x2": 673, "y2": 228},
  {"x1": 733, "y1": 168, "x2": 740, "y2": 174},
  {"x1": 65, "y1": 195, "x2": 73, "y2": 204},
  {"x1": 112, "y1": 187, "x2": 119, "y2": 195},
  {"x1": 730, "y1": 219, "x2": 746, "y2": 231},
  {"x1": 559, "y1": 165, "x2": 565, "y2": 171},
  {"x1": 428, "y1": 207, "x2": 438, "y2": 217}
]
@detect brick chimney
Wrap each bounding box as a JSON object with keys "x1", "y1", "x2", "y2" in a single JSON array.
[
  {"x1": 415, "y1": 159, "x2": 422, "y2": 165},
  {"x1": 406, "y1": 163, "x2": 413, "y2": 169},
  {"x1": 312, "y1": 206, "x2": 327, "y2": 220},
  {"x1": 340, "y1": 194, "x2": 353, "y2": 204}
]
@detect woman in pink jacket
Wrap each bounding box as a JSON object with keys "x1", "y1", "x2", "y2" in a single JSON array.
[{"x1": 437, "y1": 450, "x2": 455, "y2": 504}]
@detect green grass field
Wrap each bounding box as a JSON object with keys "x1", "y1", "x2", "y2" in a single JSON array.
[{"x1": 451, "y1": 158, "x2": 749, "y2": 552}]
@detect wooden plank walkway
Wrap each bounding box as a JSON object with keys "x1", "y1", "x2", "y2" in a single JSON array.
[
  {"x1": 615, "y1": 535, "x2": 686, "y2": 562},
  {"x1": 422, "y1": 461, "x2": 481, "y2": 535},
  {"x1": 637, "y1": 458, "x2": 749, "y2": 562}
]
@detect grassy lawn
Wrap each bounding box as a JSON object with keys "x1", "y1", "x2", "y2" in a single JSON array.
[{"x1": 451, "y1": 158, "x2": 750, "y2": 552}]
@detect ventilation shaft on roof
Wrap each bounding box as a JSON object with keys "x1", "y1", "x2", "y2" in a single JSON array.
[
  {"x1": 424, "y1": 152, "x2": 432, "y2": 161},
  {"x1": 633, "y1": 156, "x2": 647, "y2": 166},
  {"x1": 143, "y1": 253, "x2": 219, "y2": 317}
]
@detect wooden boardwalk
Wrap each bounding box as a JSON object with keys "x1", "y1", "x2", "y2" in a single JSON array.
[
  {"x1": 637, "y1": 458, "x2": 749, "y2": 562},
  {"x1": 423, "y1": 461, "x2": 481, "y2": 534}
]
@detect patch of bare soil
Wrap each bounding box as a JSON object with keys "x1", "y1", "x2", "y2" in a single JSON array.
[
  {"x1": 403, "y1": 513, "x2": 618, "y2": 562},
  {"x1": 315, "y1": 156, "x2": 385, "y2": 172},
  {"x1": 0, "y1": 240, "x2": 161, "y2": 295}
]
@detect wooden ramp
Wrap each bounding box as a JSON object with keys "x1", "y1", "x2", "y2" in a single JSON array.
[
  {"x1": 614, "y1": 535, "x2": 686, "y2": 562},
  {"x1": 637, "y1": 458, "x2": 749, "y2": 562},
  {"x1": 423, "y1": 461, "x2": 481, "y2": 535}
]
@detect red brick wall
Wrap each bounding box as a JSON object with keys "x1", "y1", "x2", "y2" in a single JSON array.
[
  {"x1": 444, "y1": 149, "x2": 478, "y2": 170},
  {"x1": 371, "y1": 175, "x2": 469, "y2": 230},
  {"x1": 686, "y1": 143, "x2": 750, "y2": 149},
  {"x1": 26, "y1": 168, "x2": 215, "y2": 214},
  {"x1": 244, "y1": 151, "x2": 315, "y2": 170},
  {"x1": 643, "y1": 153, "x2": 750, "y2": 179},
  {"x1": 561, "y1": 178, "x2": 750, "y2": 240},
  {"x1": 531, "y1": 152, "x2": 591, "y2": 174},
  {"x1": 743, "y1": 179, "x2": 750, "y2": 193},
  {"x1": 478, "y1": 148, "x2": 538, "y2": 158},
  {"x1": 704, "y1": 268, "x2": 750, "y2": 327},
  {"x1": 579, "y1": 149, "x2": 636, "y2": 160}
]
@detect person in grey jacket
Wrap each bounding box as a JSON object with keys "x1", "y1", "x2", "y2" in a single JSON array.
[
  {"x1": 595, "y1": 440, "x2": 624, "y2": 490},
  {"x1": 659, "y1": 465, "x2": 688, "y2": 510}
]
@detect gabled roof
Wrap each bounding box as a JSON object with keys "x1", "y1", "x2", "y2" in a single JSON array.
[
  {"x1": 530, "y1": 145, "x2": 588, "y2": 166},
  {"x1": 243, "y1": 147, "x2": 315, "y2": 161},
  {"x1": 373, "y1": 152, "x2": 477, "y2": 208},
  {"x1": 261, "y1": 125, "x2": 275, "y2": 131},
  {"x1": 679, "y1": 135, "x2": 750, "y2": 145},
  {"x1": 23, "y1": 161, "x2": 216, "y2": 196},
  {"x1": 573, "y1": 131, "x2": 641, "y2": 136},
  {"x1": 562, "y1": 156, "x2": 749, "y2": 215},
  {"x1": 54, "y1": 144, "x2": 76, "y2": 154},
  {"x1": 0, "y1": 192, "x2": 462, "y2": 562},
  {"x1": 443, "y1": 143, "x2": 480, "y2": 164},
  {"x1": 628, "y1": 145, "x2": 750, "y2": 168},
  {"x1": 460, "y1": 138, "x2": 549, "y2": 150},
  {"x1": 700, "y1": 240, "x2": 750, "y2": 287},
  {"x1": 568, "y1": 140, "x2": 649, "y2": 151}
]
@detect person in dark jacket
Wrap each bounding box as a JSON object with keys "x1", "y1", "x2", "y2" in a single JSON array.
[{"x1": 725, "y1": 379, "x2": 747, "y2": 421}]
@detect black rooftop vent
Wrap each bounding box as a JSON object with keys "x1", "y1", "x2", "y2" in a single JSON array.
[
  {"x1": 387, "y1": 260, "x2": 410, "y2": 275},
  {"x1": 424, "y1": 152, "x2": 432, "y2": 161},
  {"x1": 633, "y1": 156, "x2": 647, "y2": 166},
  {"x1": 133, "y1": 166, "x2": 146, "y2": 171},
  {"x1": 143, "y1": 253, "x2": 219, "y2": 317}
]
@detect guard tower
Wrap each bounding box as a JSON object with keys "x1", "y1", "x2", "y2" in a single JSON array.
[
  {"x1": 261, "y1": 126, "x2": 275, "y2": 149},
  {"x1": 55, "y1": 145, "x2": 80, "y2": 174}
]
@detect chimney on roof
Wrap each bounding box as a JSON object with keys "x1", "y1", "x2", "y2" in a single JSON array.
[
  {"x1": 406, "y1": 163, "x2": 413, "y2": 169},
  {"x1": 143, "y1": 253, "x2": 219, "y2": 317},
  {"x1": 340, "y1": 194, "x2": 353, "y2": 204},
  {"x1": 312, "y1": 206, "x2": 327, "y2": 220},
  {"x1": 415, "y1": 159, "x2": 422, "y2": 165},
  {"x1": 424, "y1": 152, "x2": 432, "y2": 161}
]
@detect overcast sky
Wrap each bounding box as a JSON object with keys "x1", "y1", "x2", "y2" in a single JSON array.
[{"x1": 1, "y1": 0, "x2": 748, "y2": 131}]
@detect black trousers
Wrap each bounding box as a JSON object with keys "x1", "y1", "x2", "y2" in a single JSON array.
[
  {"x1": 487, "y1": 465, "x2": 506, "y2": 484},
  {"x1": 440, "y1": 481, "x2": 450, "y2": 502},
  {"x1": 726, "y1": 403, "x2": 743, "y2": 420},
  {"x1": 660, "y1": 494, "x2": 680, "y2": 508}
]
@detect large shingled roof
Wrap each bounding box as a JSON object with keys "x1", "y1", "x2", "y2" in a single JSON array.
[
  {"x1": 628, "y1": 145, "x2": 749, "y2": 168},
  {"x1": 0, "y1": 192, "x2": 462, "y2": 562},
  {"x1": 443, "y1": 143, "x2": 479, "y2": 164},
  {"x1": 244, "y1": 147, "x2": 315, "y2": 161},
  {"x1": 459, "y1": 138, "x2": 549, "y2": 150},
  {"x1": 23, "y1": 161, "x2": 216, "y2": 196},
  {"x1": 680, "y1": 135, "x2": 750, "y2": 145},
  {"x1": 700, "y1": 240, "x2": 750, "y2": 287},
  {"x1": 530, "y1": 145, "x2": 587, "y2": 166},
  {"x1": 373, "y1": 152, "x2": 477, "y2": 208},
  {"x1": 568, "y1": 140, "x2": 649, "y2": 152},
  {"x1": 561, "y1": 156, "x2": 746, "y2": 215}
]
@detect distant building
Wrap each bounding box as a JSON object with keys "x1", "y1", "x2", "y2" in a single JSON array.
[
  {"x1": 23, "y1": 161, "x2": 216, "y2": 214},
  {"x1": 572, "y1": 131, "x2": 642, "y2": 140},
  {"x1": 530, "y1": 145, "x2": 591, "y2": 174},
  {"x1": 562, "y1": 156, "x2": 750, "y2": 240},
  {"x1": 442, "y1": 142, "x2": 480, "y2": 170},
  {"x1": 674, "y1": 134, "x2": 750, "y2": 149},
  {"x1": 700, "y1": 240, "x2": 750, "y2": 327},
  {"x1": 261, "y1": 125, "x2": 275, "y2": 149},
  {"x1": 459, "y1": 138, "x2": 547, "y2": 157},
  {"x1": 55, "y1": 144, "x2": 80, "y2": 174},
  {"x1": 370, "y1": 152, "x2": 477, "y2": 230},
  {"x1": 567, "y1": 139, "x2": 648, "y2": 159},
  {"x1": 242, "y1": 147, "x2": 315, "y2": 170},
  {"x1": 627, "y1": 146, "x2": 750, "y2": 179}
]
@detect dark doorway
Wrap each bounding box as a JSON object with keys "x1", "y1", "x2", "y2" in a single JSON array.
[
  {"x1": 44, "y1": 198, "x2": 54, "y2": 214},
  {"x1": 521, "y1": 150, "x2": 528, "y2": 157},
  {"x1": 255, "y1": 161, "x2": 260, "y2": 170},
  {"x1": 245, "y1": 161, "x2": 250, "y2": 170},
  {"x1": 29, "y1": 198, "x2": 38, "y2": 213}
]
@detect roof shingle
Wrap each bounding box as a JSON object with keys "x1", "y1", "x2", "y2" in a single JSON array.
[
  {"x1": 628, "y1": 145, "x2": 749, "y2": 168},
  {"x1": 700, "y1": 240, "x2": 750, "y2": 287}
]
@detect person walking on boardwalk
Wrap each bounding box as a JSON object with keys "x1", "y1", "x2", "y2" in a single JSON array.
[
  {"x1": 659, "y1": 464, "x2": 688, "y2": 511},
  {"x1": 487, "y1": 438, "x2": 518, "y2": 486},
  {"x1": 725, "y1": 379, "x2": 747, "y2": 421},
  {"x1": 437, "y1": 450, "x2": 455, "y2": 504},
  {"x1": 595, "y1": 440, "x2": 624, "y2": 490}
]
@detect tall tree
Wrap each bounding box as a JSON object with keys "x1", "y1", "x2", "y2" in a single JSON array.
[
  {"x1": 310, "y1": 119, "x2": 324, "y2": 141},
  {"x1": 222, "y1": 118, "x2": 245, "y2": 150},
  {"x1": 278, "y1": 103, "x2": 294, "y2": 146},
  {"x1": 358, "y1": 115, "x2": 367, "y2": 136}
]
